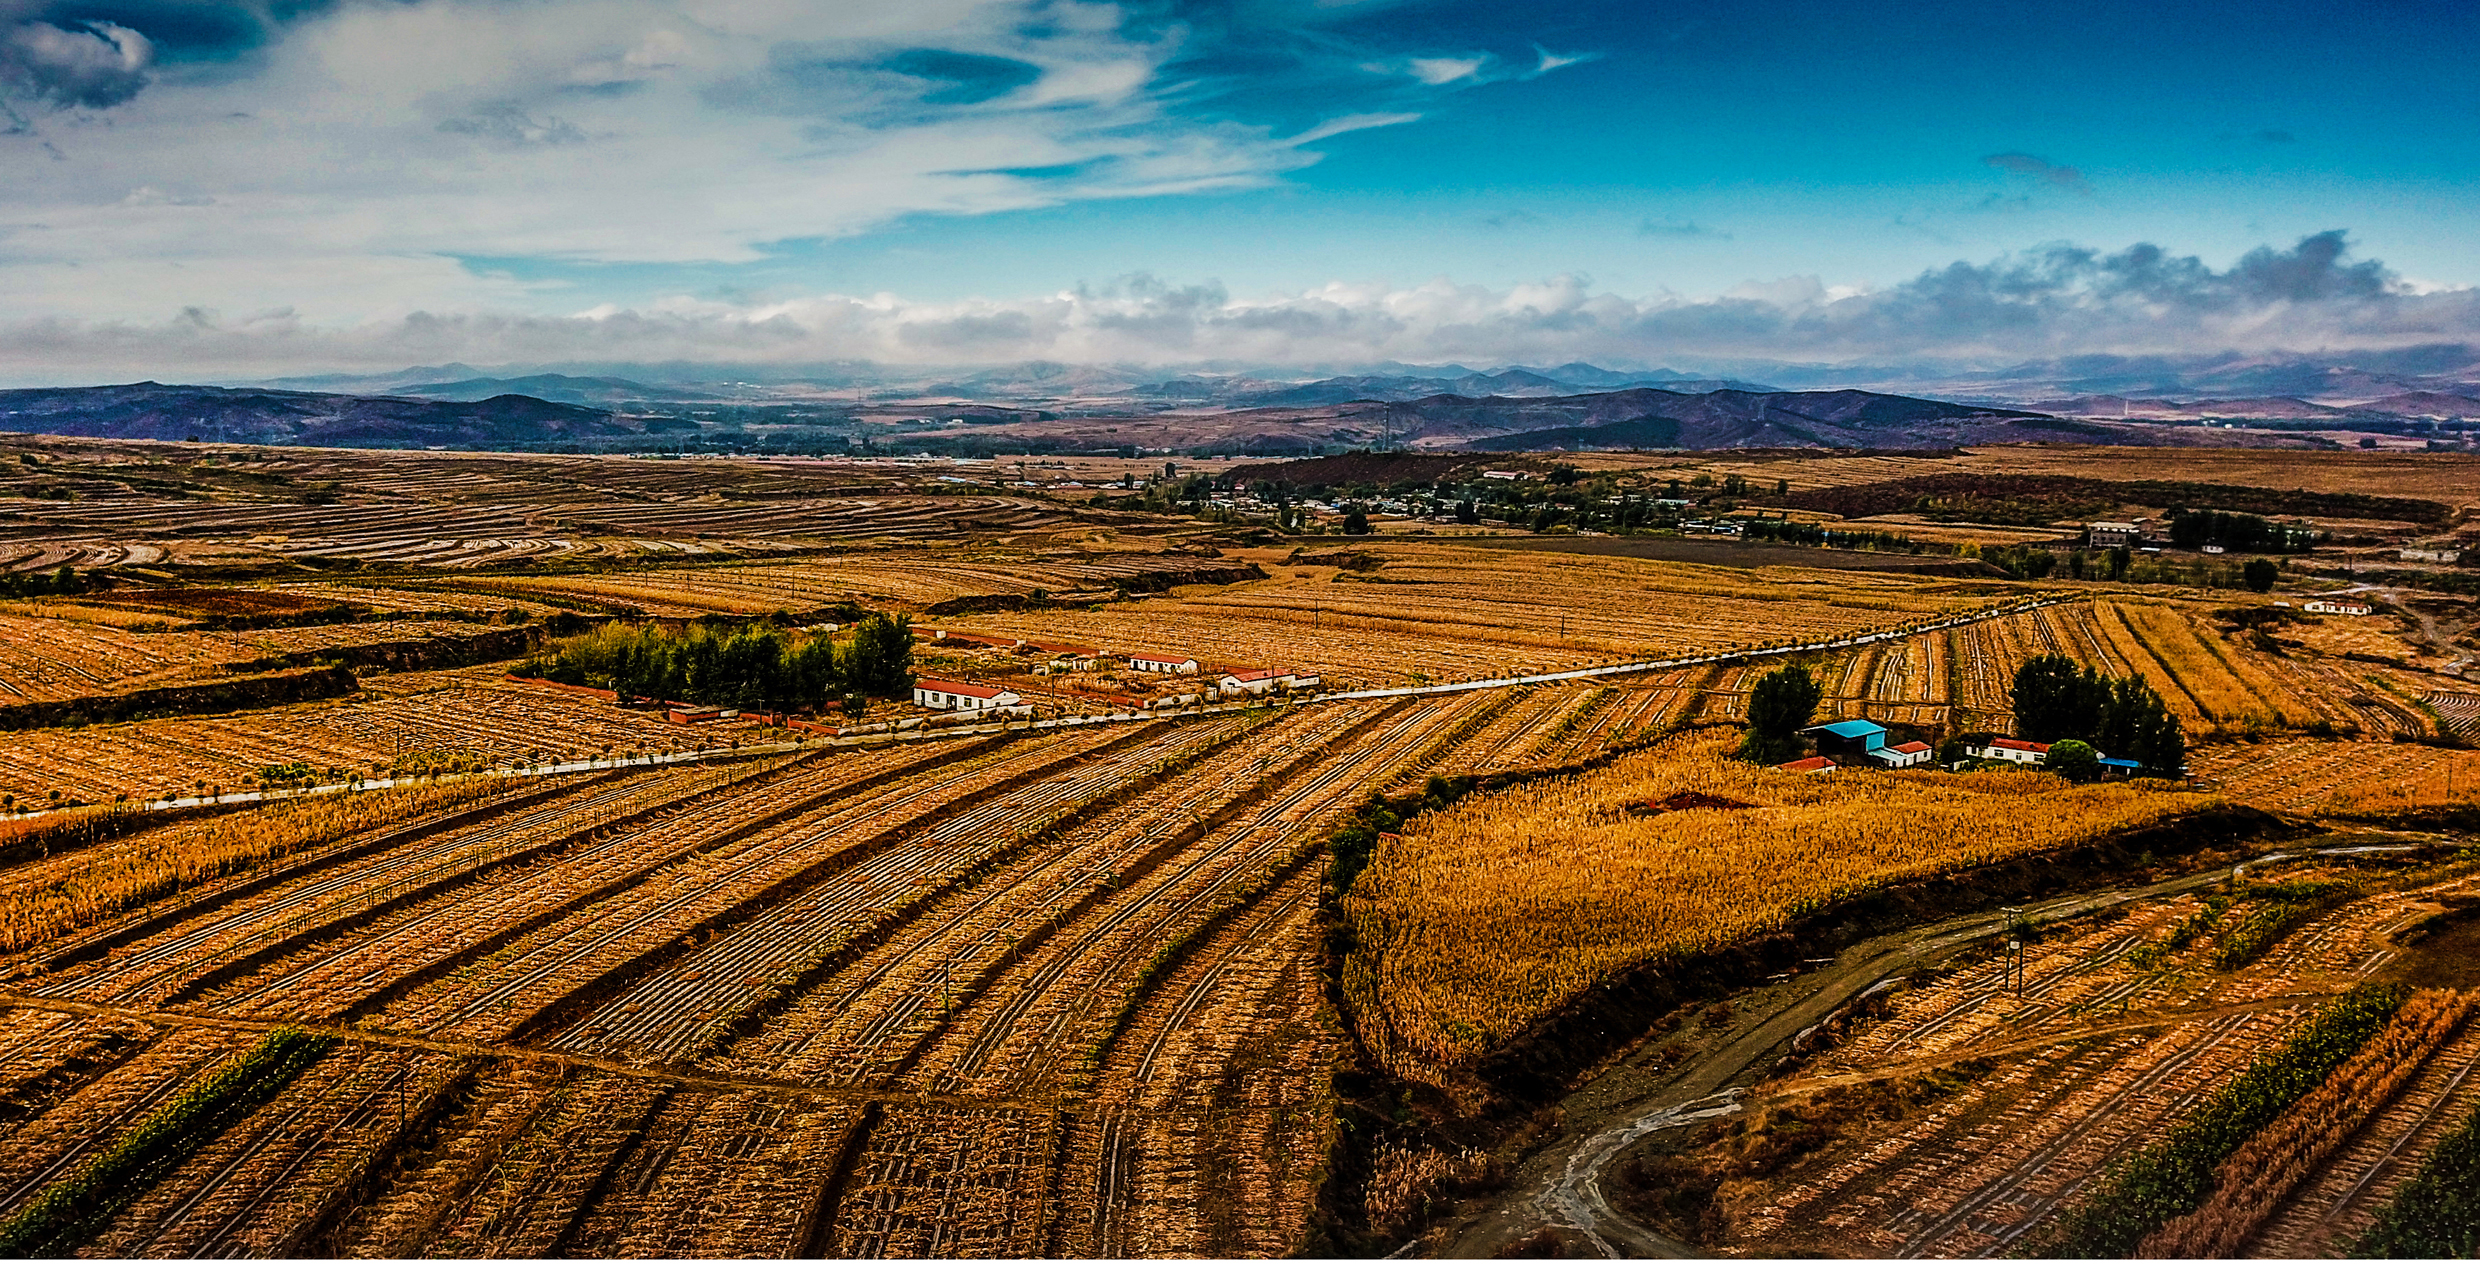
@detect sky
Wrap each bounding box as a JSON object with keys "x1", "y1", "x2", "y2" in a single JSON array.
[{"x1": 4, "y1": 0, "x2": 2479, "y2": 380}]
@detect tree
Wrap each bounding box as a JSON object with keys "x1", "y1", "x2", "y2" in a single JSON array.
[
  {"x1": 1455, "y1": 499, "x2": 1478, "y2": 525},
  {"x1": 843, "y1": 612, "x2": 915, "y2": 697},
  {"x1": 2243, "y1": 557, "x2": 2279, "y2": 592},
  {"x1": 2012, "y1": 654, "x2": 2105, "y2": 742},
  {"x1": 2046, "y1": 739, "x2": 2102, "y2": 784},
  {"x1": 1741, "y1": 665, "x2": 1822, "y2": 763},
  {"x1": 1342, "y1": 509, "x2": 1372, "y2": 535}
]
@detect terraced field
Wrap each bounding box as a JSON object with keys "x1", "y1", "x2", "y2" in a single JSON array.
[{"x1": 0, "y1": 689, "x2": 1525, "y2": 1258}]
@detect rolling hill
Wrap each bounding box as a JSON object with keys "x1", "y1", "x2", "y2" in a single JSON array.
[{"x1": 0, "y1": 382, "x2": 631, "y2": 448}]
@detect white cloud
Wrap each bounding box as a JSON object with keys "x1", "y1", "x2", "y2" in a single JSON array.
[
  {"x1": 1403, "y1": 55, "x2": 1484, "y2": 85},
  {"x1": 1529, "y1": 46, "x2": 1597, "y2": 75},
  {"x1": 1285, "y1": 111, "x2": 1420, "y2": 145},
  {"x1": 0, "y1": 0, "x2": 1379, "y2": 322},
  {"x1": 7, "y1": 232, "x2": 2473, "y2": 382}
]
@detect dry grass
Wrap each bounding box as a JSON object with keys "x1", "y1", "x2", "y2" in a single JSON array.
[
  {"x1": 1340, "y1": 731, "x2": 2212, "y2": 1081},
  {"x1": 0, "y1": 781, "x2": 499, "y2": 952}
]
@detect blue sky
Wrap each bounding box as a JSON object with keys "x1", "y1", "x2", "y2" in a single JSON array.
[{"x1": 4, "y1": 0, "x2": 2477, "y2": 377}]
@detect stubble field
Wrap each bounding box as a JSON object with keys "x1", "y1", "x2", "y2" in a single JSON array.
[{"x1": 0, "y1": 438, "x2": 2472, "y2": 1258}]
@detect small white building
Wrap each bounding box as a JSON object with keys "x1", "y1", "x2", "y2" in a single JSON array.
[
  {"x1": 1969, "y1": 737, "x2": 2051, "y2": 764},
  {"x1": 1220, "y1": 664, "x2": 1299, "y2": 693},
  {"x1": 2401, "y1": 546, "x2": 2463, "y2": 564},
  {"x1": 913, "y1": 678, "x2": 1022, "y2": 711},
  {"x1": 1129, "y1": 652, "x2": 1201, "y2": 674},
  {"x1": 1868, "y1": 740, "x2": 1935, "y2": 769},
  {"x1": 2304, "y1": 599, "x2": 2375, "y2": 616}
]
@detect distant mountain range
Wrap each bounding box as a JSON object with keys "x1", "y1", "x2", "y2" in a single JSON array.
[
  {"x1": 390, "y1": 373, "x2": 705, "y2": 407},
  {"x1": 0, "y1": 382, "x2": 629, "y2": 448},
  {"x1": 221, "y1": 346, "x2": 2480, "y2": 417},
  {"x1": 1297, "y1": 387, "x2": 2083, "y2": 451},
  {"x1": 1129, "y1": 367, "x2": 1779, "y2": 408}
]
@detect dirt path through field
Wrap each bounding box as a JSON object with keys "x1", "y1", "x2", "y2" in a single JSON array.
[{"x1": 1434, "y1": 843, "x2": 2432, "y2": 1259}]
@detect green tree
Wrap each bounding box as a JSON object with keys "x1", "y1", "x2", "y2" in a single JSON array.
[
  {"x1": 1741, "y1": 665, "x2": 1822, "y2": 763},
  {"x1": 843, "y1": 612, "x2": 916, "y2": 697},
  {"x1": 1342, "y1": 508, "x2": 1372, "y2": 535},
  {"x1": 2045, "y1": 739, "x2": 2102, "y2": 783},
  {"x1": 2011, "y1": 654, "x2": 2105, "y2": 742},
  {"x1": 2243, "y1": 557, "x2": 2279, "y2": 592},
  {"x1": 2094, "y1": 676, "x2": 2184, "y2": 778}
]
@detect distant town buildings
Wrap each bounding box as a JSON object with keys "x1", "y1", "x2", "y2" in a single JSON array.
[{"x1": 2086, "y1": 521, "x2": 2146, "y2": 549}]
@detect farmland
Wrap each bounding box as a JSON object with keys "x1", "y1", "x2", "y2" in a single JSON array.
[
  {"x1": 1336, "y1": 731, "x2": 2214, "y2": 1087},
  {"x1": 0, "y1": 436, "x2": 2473, "y2": 1258}
]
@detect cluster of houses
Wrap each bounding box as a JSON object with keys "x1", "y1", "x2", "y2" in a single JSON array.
[{"x1": 1774, "y1": 718, "x2": 2147, "y2": 777}]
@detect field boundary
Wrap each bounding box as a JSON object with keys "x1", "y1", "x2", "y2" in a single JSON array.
[{"x1": 0, "y1": 590, "x2": 2072, "y2": 826}]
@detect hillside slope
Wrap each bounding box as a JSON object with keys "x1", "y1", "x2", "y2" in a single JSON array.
[{"x1": 0, "y1": 383, "x2": 631, "y2": 448}]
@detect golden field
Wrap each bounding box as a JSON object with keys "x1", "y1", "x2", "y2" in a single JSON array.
[{"x1": 1338, "y1": 731, "x2": 2213, "y2": 1082}]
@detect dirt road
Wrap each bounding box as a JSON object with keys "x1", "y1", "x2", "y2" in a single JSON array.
[{"x1": 1434, "y1": 841, "x2": 2437, "y2": 1259}]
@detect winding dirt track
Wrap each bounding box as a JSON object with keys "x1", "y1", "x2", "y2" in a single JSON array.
[{"x1": 1437, "y1": 848, "x2": 2418, "y2": 1259}]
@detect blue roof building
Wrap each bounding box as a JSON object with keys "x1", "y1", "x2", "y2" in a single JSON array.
[{"x1": 1801, "y1": 719, "x2": 1889, "y2": 755}]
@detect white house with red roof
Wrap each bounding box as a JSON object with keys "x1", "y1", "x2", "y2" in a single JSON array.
[
  {"x1": 1776, "y1": 755, "x2": 1837, "y2": 774},
  {"x1": 912, "y1": 678, "x2": 1022, "y2": 711},
  {"x1": 1868, "y1": 740, "x2": 1935, "y2": 769},
  {"x1": 1969, "y1": 737, "x2": 2051, "y2": 764},
  {"x1": 1129, "y1": 652, "x2": 1201, "y2": 674}
]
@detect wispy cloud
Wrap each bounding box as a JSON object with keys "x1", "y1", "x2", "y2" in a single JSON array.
[
  {"x1": 1637, "y1": 218, "x2": 1729, "y2": 239},
  {"x1": 1529, "y1": 46, "x2": 1599, "y2": 75},
  {"x1": 1982, "y1": 151, "x2": 2091, "y2": 193},
  {"x1": 1285, "y1": 111, "x2": 1421, "y2": 145},
  {"x1": 8, "y1": 232, "x2": 2465, "y2": 381},
  {"x1": 1406, "y1": 55, "x2": 1485, "y2": 84}
]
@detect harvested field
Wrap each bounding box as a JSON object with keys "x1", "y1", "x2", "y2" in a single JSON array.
[
  {"x1": 1, "y1": 437, "x2": 2474, "y2": 1260},
  {"x1": 1695, "y1": 856, "x2": 2480, "y2": 1259},
  {"x1": 0, "y1": 671, "x2": 770, "y2": 804},
  {"x1": 2193, "y1": 740, "x2": 2480, "y2": 816},
  {"x1": 944, "y1": 548, "x2": 2008, "y2": 687},
  {"x1": 0, "y1": 689, "x2": 1501, "y2": 1259}
]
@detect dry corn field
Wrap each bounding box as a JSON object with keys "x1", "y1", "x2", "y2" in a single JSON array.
[
  {"x1": 5, "y1": 439, "x2": 2478, "y2": 1259},
  {"x1": 0, "y1": 673, "x2": 772, "y2": 805},
  {"x1": 2191, "y1": 740, "x2": 2480, "y2": 816},
  {"x1": 1704, "y1": 857, "x2": 2480, "y2": 1259},
  {"x1": 460, "y1": 552, "x2": 1262, "y2": 619},
  {"x1": 943, "y1": 548, "x2": 2015, "y2": 687},
  {"x1": 0, "y1": 688, "x2": 1539, "y2": 1258},
  {"x1": 1337, "y1": 730, "x2": 2214, "y2": 1086}
]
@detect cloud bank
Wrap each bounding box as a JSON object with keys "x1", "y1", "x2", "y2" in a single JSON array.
[{"x1": 6, "y1": 231, "x2": 2476, "y2": 381}]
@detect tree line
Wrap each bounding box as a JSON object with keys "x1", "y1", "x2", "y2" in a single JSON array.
[
  {"x1": 0, "y1": 565, "x2": 93, "y2": 599},
  {"x1": 514, "y1": 614, "x2": 915, "y2": 712},
  {"x1": 2011, "y1": 653, "x2": 2186, "y2": 779}
]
